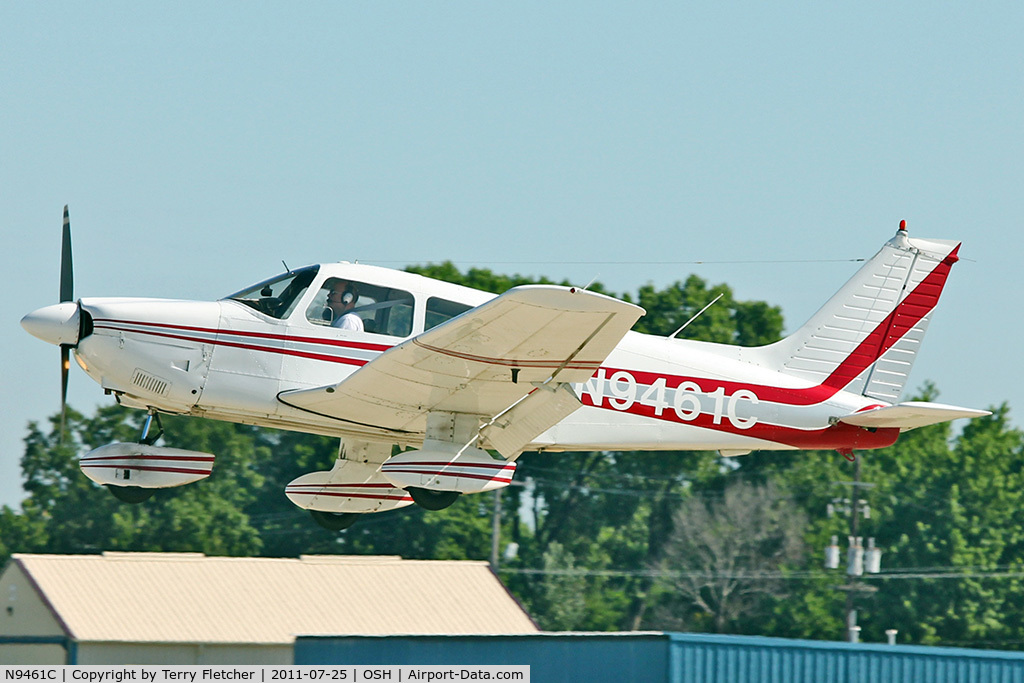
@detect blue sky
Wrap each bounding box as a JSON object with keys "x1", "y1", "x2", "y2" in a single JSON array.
[{"x1": 2, "y1": 3, "x2": 1021, "y2": 508}]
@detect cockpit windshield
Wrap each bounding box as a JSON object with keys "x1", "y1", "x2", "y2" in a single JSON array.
[{"x1": 224, "y1": 266, "x2": 319, "y2": 319}]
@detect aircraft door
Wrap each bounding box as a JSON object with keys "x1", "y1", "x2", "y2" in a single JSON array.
[
  {"x1": 198, "y1": 301, "x2": 285, "y2": 417},
  {"x1": 277, "y1": 278, "x2": 416, "y2": 392}
]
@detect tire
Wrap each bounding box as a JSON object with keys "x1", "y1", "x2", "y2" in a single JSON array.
[
  {"x1": 408, "y1": 487, "x2": 461, "y2": 511},
  {"x1": 106, "y1": 485, "x2": 155, "y2": 504},
  {"x1": 309, "y1": 510, "x2": 359, "y2": 531}
]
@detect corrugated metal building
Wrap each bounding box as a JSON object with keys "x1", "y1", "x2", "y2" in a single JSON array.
[
  {"x1": 296, "y1": 632, "x2": 1024, "y2": 682},
  {"x1": 0, "y1": 552, "x2": 537, "y2": 665}
]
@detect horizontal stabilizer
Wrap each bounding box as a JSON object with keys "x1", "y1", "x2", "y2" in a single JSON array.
[{"x1": 839, "y1": 401, "x2": 991, "y2": 431}]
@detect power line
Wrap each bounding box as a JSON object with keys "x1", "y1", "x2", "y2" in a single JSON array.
[
  {"x1": 498, "y1": 567, "x2": 1024, "y2": 581},
  {"x1": 378, "y1": 258, "x2": 869, "y2": 267}
]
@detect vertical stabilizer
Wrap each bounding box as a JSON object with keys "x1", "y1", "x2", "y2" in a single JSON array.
[{"x1": 755, "y1": 224, "x2": 961, "y2": 402}]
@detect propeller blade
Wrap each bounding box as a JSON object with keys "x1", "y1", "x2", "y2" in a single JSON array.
[
  {"x1": 60, "y1": 345, "x2": 70, "y2": 439},
  {"x1": 60, "y1": 205, "x2": 73, "y2": 303},
  {"x1": 59, "y1": 206, "x2": 74, "y2": 441}
]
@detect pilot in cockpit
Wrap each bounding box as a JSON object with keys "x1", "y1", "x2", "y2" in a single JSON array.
[{"x1": 326, "y1": 280, "x2": 364, "y2": 332}]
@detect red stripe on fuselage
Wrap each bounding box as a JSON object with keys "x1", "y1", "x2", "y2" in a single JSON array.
[
  {"x1": 579, "y1": 388, "x2": 900, "y2": 450},
  {"x1": 92, "y1": 318, "x2": 391, "y2": 352},
  {"x1": 92, "y1": 318, "x2": 382, "y2": 367}
]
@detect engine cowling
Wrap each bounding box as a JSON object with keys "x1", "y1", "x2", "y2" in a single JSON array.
[{"x1": 80, "y1": 442, "x2": 215, "y2": 489}]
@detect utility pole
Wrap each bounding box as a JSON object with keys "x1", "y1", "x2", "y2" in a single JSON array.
[
  {"x1": 491, "y1": 488, "x2": 502, "y2": 570},
  {"x1": 825, "y1": 454, "x2": 881, "y2": 642},
  {"x1": 844, "y1": 456, "x2": 864, "y2": 643}
]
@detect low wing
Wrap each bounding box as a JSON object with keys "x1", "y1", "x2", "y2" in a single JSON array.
[
  {"x1": 839, "y1": 401, "x2": 991, "y2": 431},
  {"x1": 278, "y1": 285, "x2": 644, "y2": 454}
]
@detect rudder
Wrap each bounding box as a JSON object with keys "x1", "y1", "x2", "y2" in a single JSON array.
[{"x1": 753, "y1": 224, "x2": 961, "y2": 402}]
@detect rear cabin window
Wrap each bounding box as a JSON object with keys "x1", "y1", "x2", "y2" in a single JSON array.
[{"x1": 425, "y1": 297, "x2": 473, "y2": 331}]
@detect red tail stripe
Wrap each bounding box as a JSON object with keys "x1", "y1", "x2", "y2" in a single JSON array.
[
  {"x1": 597, "y1": 244, "x2": 959, "y2": 407},
  {"x1": 821, "y1": 245, "x2": 957, "y2": 390}
]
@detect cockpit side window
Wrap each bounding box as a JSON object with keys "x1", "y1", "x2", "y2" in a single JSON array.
[
  {"x1": 306, "y1": 278, "x2": 414, "y2": 337},
  {"x1": 225, "y1": 266, "x2": 319, "y2": 320},
  {"x1": 425, "y1": 297, "x2": 473, "y2": 331}
]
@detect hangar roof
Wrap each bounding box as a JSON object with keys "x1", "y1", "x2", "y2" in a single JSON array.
[{"x1": 5, "y1": 553, "x2": 537, "y2": 643}]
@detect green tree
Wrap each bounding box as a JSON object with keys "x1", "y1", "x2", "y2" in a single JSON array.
[
  {"x1": 533, "y1": 541, "x2": 587, "y2": 631},
  {"x1": 752, "y1": 386, "x2": 1024, "y2": 649},
  {"x1": 865, "y1": 402, "x2": 1024, "y2": 647},
  {"x1": 628, "y1": 274, "x2": 783, "y2": 344},
  {"x1": 650, "y1": 480, "x2": 808, "y2": 633}
]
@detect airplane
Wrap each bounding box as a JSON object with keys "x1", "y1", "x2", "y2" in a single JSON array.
[{"x1": 21, "y1": 208, "x2": 989, "y2": 530}]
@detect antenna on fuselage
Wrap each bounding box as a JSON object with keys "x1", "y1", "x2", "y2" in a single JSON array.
[
  {"x1": 669, "y1": 292, "x2": 724, "y2": 339},
  {"x1": 282, "y1": 260, "x2": 291, "y2": 273}
]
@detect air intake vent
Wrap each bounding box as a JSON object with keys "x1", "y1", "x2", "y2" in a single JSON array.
[
  {"x1": 131, "y1": 368, "x2": 169, "y2": 396},
  {"x1": 78, "y1": 308, "x2": 94, "y2": 341}
]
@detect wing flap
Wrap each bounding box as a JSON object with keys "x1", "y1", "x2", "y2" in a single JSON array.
[
  {"x1": 839, "y1": 401, "x2": 991, "y2": 431},
  {"x1": 479, "y1": 382, "x2": 583, "y2": 458}
]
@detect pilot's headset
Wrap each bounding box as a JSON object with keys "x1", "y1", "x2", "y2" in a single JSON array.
[
  {"x1": 339, "y1": 283, "x2": 358, "y2": 306},
  {"x1": 323, "y1": 281, "x2": 358, "y2": 323}
]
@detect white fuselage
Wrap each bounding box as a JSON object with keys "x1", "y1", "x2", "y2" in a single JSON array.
[{"x1": 69, "y1": 262, "x2": 898, "y2": 456}]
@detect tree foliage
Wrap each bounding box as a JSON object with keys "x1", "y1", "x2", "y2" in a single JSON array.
[
  {"x1": 652, "y1": 480, "x2": 808, "y2": 633},
  {"x1": 7, "y1": 406, "x2": 266, "y2": 556}
]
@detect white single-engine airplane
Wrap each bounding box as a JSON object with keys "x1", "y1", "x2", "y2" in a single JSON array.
[{"x1": 22, "y1": 208, "x2": 989, "y2": 529}]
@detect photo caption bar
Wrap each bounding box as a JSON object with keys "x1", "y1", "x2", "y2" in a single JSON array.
[{"x1": 0, "y1": 667, "x2": 529, "y2": 683}]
